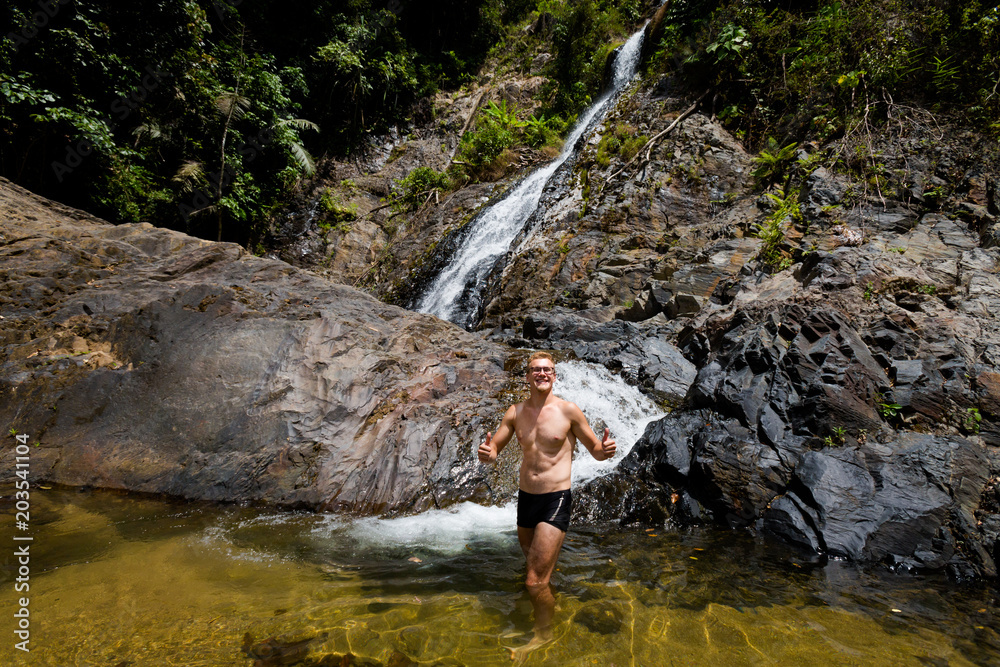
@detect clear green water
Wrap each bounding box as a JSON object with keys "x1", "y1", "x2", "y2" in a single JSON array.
[{"x1": 1, "y1": 487, "x2": 998, "y2": 666}]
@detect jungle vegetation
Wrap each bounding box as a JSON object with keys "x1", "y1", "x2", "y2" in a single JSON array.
[{"x1": 2, "y1": 0, "x2": 996, "y2": 247}]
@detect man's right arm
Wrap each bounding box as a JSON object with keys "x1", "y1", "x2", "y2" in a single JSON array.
[{"x1": 478, "y1": 405, "x2": 517, "y2": 464}]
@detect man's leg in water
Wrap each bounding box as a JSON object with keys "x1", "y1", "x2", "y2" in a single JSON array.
[{"x1": 515, "y1": 522, "x2": 565, "y2": 649}]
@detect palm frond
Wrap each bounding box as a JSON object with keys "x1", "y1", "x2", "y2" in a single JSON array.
[
  {"x1": 132, "y1": 122, "x2": 162, "y2": 142},
  {"x1": 289, "y1": 142, "x2": 316, "y2": 176},
  {"x1": 215, "y1": 91, "x2": 250, "y2": 118},
  {"x1": 172, "y1": 160, "x2": 205, "y2": 191},
  {"x1": 278, "y1": 117, "x2": 319, "y2": 133}
]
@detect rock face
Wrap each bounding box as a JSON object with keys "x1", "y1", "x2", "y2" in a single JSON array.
[
  {"x1": 567, "y1": 294, "x2": 1000, "y2": 579},
  {"x1": 0, "y1": 178, "x2": 510, "y2": 513}
]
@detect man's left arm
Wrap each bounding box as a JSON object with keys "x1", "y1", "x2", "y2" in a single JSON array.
[{"x1": 566, "y1": 403, "x2": 616, "y2": 461}]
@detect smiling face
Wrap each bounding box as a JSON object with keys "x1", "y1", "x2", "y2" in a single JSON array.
[{"x1": 526, "y1": 360, "x2": 556, "y2": 391}]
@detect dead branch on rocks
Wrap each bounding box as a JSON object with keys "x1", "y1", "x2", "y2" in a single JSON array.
[
  {"x1": 366, "y1": 188, "x2": 441, "y2": 216},
  {"x1": 598, "y1": 91, "x2": 708, "y2": 197}
]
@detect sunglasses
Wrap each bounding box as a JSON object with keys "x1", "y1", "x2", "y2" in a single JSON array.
[{"x1": 528, "y1": 366, "x2": 556, "y2": 376}]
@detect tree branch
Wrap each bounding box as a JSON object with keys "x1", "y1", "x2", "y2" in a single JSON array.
[{"x1": 598, "y1": 91, "x2": 708, "y2": 197}]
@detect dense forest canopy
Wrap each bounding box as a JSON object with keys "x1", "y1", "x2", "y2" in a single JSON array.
[{"x1": 2, "y1": 0, "x2": 997, "y2": 246}]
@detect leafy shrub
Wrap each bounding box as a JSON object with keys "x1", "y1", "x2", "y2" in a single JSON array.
[
  {"x1": 460, "y1": 122, "x2": 516, "y2": 167},
  {"x1": 649, "y1": 0, "x2": 1000, "y2": 149},
  {"x1": 319, "y1": 188, "x2": 358, "y2": 229},
  {"x1": 754, "y1": 189, "x2": 800, "y2": 270},
  {"x1": 392, "y1": 167, "x2": 450, "y2": 212},
  {"x1": 752, "y1": 138, "x2": 799, "y2": 186},
  {"x1": 522, "y1": 114, "x2": 561, "y2": 149},
  {"x1": 595, "y1": 124, "x2": 648, "y2": 167}
]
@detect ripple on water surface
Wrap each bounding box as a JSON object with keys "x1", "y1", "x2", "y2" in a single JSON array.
[{"x1": 2, "y1": 488, "x2": 998, "y2": 666}]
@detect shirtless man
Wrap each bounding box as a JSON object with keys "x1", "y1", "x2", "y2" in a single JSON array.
[{"x1": 477, "y1": 351, "x2": 616, "y2": 640}]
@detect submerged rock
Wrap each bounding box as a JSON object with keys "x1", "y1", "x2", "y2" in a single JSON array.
[{"x1": 0, "y1": 178, "x2": 509, "y2": 513}]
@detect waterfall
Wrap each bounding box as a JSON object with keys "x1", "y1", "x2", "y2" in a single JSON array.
[
  {"x1": 414, "y1": 26, "x2": 647, "y2": 327},
  {"x1": 554, "y1": 360, "x2": 663, "y2": 484}
]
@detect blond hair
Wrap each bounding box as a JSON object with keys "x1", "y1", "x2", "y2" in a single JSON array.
[{"x1": 526, "y1": 351, "x2": 555, "y2": 370}]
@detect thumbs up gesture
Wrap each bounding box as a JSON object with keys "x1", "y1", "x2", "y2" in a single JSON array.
[
  {"x1": 478, "y1": 431, "x2": 496, "y2": 464},
  {"x1": 601, "y1": 427, "x2": 617, "y2": 460}
]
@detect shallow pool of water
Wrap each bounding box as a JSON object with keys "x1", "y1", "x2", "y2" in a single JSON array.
[{"x1": 2, "y1": 487, "x2": 998, "y2": 666}]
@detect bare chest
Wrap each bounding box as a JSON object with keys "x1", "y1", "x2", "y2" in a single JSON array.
[{"x1": 515, "y1": 404, "x2": 573, "y2": 453}]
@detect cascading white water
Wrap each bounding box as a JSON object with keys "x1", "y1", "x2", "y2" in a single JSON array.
[
  {"x1": 554, "y1": 360, "x2": 663, "y2": 484},
  {"x1": 415, "y1": 26, "x2": 647, "y2": 327},
  {"x1": 338, "y1": 360, "x2": 663, "y2": 549}
]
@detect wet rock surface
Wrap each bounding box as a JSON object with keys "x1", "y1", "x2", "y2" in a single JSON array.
[
  {"x1": 573, "y1": 292, "x2": 1000, "y2": 578},
  {"x1": 0, "y1": 178, "x2": 509, "y2": 513}
]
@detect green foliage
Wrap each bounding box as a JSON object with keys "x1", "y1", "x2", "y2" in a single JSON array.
[
  {"x1": 521, "y1": 114, "x2": 561, "y2": 149},
  {"x1": 392, "y1": 166, "x2": 450, "y2": 212},
  {"x1": 648, "y1": 0, "x2": 1000, "y2": 148},
  {"x1": 311, "y1": 10, "x2": 418, "y2": 144},
  {"x1": 543, "y1": 0, "x2": 642, "y2": 116},
  {"x1": 318, "y1": 188, "x2": 358, "y2": 231},
  {"x1": 0, "y1": 0, "x2": 507, "y2": 246},
  {"x1": 752, "y1": 138, "x2": 798, "y2": 186},
  {"x1": 863, "y1": 282, "x2": 876, "y2": 301},
  {"x1": 754, "y1": 190, "x2": 800, "y2": 270},
  {"x1": 963, "y1": 407, "x2": 982, "y2": 434},
  {"x1": 878, "y1": 400, "x2": 903, "y2": 419},
  {"x1": 481, "y1": 99, "x2": 521, "y2": 129},
  {"x1": 703, "y1": 23, "x2": 751, "y2": 63},
  {"x1": 823, "y1": 425, "x2": 847, "y2": 447},
  {"x1": 460, "y1": 120, "x2": 515, "y2": 168},
  {"x1": 596, "y1": 124, "x2": 649, "y2": 168},
  {"x1": 458, "y1": 99, "x2": 565, "y2": 178}
]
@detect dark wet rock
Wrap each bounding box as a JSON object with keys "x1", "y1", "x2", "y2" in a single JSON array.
[
  {"x1": 572, "y1": 469, "x2": 675, "y2": 526},
  {"x1": 604, "y1": 288, "x2": 1000, "y2": 577},
  {"x1": 243, "y1": 632, "x2": 318, "y2": 666},
  {"x1": 0, "y1": 178, "x2": 509, "y2": 512},
  {"x1": 624, "y1": 336, "x2": 698, "y2": 405},
  {"x1": 688, "y1": 306, "x2": 887, "y2": 438},
  {"x1": 764, "y1": 433, "x2": 991, "y2": 576},
  {"x1": 240, "y1": 632, "x2": 408, "y2": 667},
  {"x1": 523, "y1": 307, "x2": 638, "y2": 346},
  {"x1": 622, "y1": 399, "x2": 996, "y2": 577},
  {"x1": 801, "y1": 166, "x2": 849, "y2": 217},
  {"x1": 640, "y1": 1, "x2": 673, "y2": 65}
]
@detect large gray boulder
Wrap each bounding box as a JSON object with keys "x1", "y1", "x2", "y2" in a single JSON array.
[
  {"x1": 573, "y1": 299, "x2": 1000, "y2": 579},
  {"x1": 0, "y1": 178, "x2": 508, "y2": 513}
]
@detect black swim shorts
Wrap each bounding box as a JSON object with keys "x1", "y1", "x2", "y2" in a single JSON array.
[{"x1": 517, "y1": 489, "x2": 573, "y2": 532}]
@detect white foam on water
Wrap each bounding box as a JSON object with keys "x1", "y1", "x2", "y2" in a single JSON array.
[
  {"x1": 316, "y1": 502, "x2": 517, "y2": 554},
  {"x1": 196, "y1": 525, "x2": 285, "y2": 564},
  {"x1": 328, "y1": 361, "x2": 662, "y2": 547}
]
